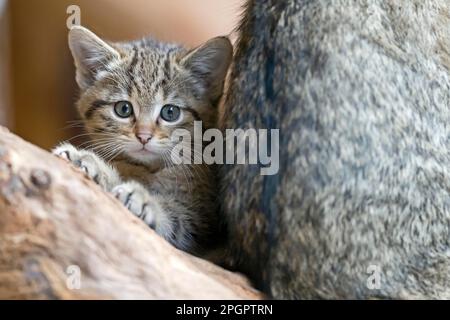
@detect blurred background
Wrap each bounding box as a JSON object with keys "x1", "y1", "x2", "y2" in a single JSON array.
[{"x1": 0, "y1": 0, "x2": 241, "y2": 149}]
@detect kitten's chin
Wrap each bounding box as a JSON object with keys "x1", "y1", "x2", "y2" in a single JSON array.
[{"x1": 127, "y1": 149, "x2": 162, "y2": 164}]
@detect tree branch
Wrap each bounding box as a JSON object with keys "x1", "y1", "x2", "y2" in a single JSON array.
[{"x1": 0, "y1": 126, "x2": 262, "y2": 299}]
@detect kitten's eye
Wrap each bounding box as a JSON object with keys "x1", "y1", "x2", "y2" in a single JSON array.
[
  {"x1": 114, "y1": 101, "x2": 133, "y2": 118},
  {"x1": 160, "y1": 104, "x2": 181, "y2": 122}
]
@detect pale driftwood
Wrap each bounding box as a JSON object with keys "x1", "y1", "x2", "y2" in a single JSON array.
[{"x1": 0, "y1": 126, "x2": 262, "y2": 299}]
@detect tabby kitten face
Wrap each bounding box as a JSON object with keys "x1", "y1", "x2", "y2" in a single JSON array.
[{"x1": 69, "y1": 26, "x2": 232, "y2": 165}]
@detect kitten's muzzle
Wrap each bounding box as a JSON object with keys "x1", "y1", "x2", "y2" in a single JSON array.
[{"x1": 135, "y1": 132, "x2": 152, "y2": 145}]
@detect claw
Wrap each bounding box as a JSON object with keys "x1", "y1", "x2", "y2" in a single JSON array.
[
  {"x1": 80, "y1": 165, "x2": 89, "y2": 175},
  {"x1": 57, "y1": 150, "x2": 70, "y2": 161}
]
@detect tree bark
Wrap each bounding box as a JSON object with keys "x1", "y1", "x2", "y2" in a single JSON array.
[{"x1": 0, "y1": 126, "x2": 262, "y2": 300}]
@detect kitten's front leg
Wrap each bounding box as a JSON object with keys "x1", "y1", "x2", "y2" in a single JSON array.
[
  {"x1": 111, "y1": 181, "x2": 193, "y2": 251},
  {"x1": 52, "y1": 143, "x2": 121, "y2": 191},
  {"x1": 112, "y1": 181, "x2": 170, "y2": 231}
]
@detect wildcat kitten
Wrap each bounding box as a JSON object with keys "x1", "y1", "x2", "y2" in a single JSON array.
[{"x1": 53, "y1": 26, "x2": 232, "y2": 256}]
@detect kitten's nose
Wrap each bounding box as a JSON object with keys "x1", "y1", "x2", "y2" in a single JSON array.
[{"x1": 135, "y1": 132, "x2": 152, "y2": 145}]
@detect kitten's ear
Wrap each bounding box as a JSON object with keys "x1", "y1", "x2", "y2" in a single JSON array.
[
  {"x1": 68, "y1": 26, "x2": 120, "y2": 90},
  {"x1": 180, "y1": 36, "x2": 233, "y2": 103}
]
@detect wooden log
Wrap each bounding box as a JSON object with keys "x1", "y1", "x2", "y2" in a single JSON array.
[{"x1": 0, "y1": 126, "x2": 262, "y2": 299}]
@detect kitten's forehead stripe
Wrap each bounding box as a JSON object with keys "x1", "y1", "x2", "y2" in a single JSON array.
[
  {"x1": 127, "y1": 46, "x2": 139, "y2": 96},
  {"x1": 164, "y1": 48, "x2": 175, "y2": 79},
  {"x1": 161, "y1": 53, "x2": 174, "y2": 98},
  {"x1": 150, "y1": 54, "x2": 162, "y2": 92}
]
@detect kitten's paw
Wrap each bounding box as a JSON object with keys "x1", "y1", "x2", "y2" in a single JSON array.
[
  {"x1": 112, "y1": 182, "x2": 161, "y2": 229},
  {"x1": 52, "y1": 143, "x2": 119, "y2": 190}
]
